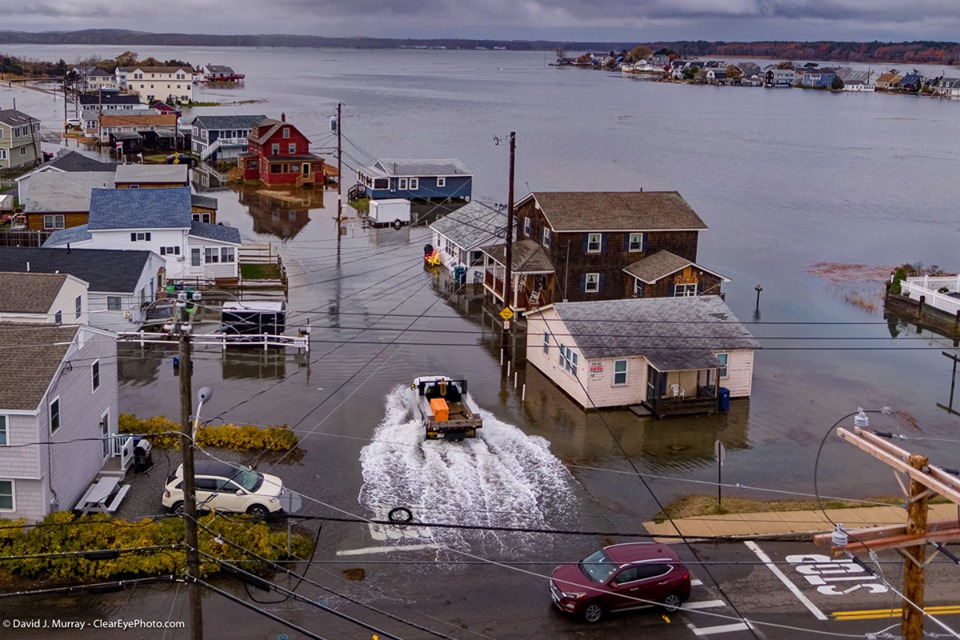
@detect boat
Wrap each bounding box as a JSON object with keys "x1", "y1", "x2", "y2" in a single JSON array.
[{"x1": 411, "y1": 376, "x2": 482, "y2": 440}]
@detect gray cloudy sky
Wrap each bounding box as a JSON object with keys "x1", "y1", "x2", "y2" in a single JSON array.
[{"x1": 3, "y1": 0, "x2": 960, "y2": 42}]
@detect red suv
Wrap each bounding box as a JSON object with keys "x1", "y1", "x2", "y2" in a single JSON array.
[{"x1": 550, "y1": 542, "x2": 691, "y2": 623}]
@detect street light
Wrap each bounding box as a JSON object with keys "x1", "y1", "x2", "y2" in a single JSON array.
[{"x1": 192, "y1": 387, "x2": 213, "y2": 442}]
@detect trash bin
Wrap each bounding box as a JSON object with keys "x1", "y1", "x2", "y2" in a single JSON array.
[
  {"x1": 718, "y1": 387, "x2": 731, "y2": 413},
  {"x1": 453, "y1": 265, "x2": 467, "y2": 284},
  {"x1": 133, "y1": 437, "x2": 153, "y2": 472}
]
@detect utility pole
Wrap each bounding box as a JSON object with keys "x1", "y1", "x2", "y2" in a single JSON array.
[
  {"x1": 176, "y1": 292, "x2": 204, "y2": 640},
  {"x1": 903, "y1": 452, "x2": 929, "y2": 640},
  {"x1": 336, "y1": 102, "x2": 342, "y2": 262},
  {"x1": 501, "y1": 131, "x2": 516, "y2": 356}
]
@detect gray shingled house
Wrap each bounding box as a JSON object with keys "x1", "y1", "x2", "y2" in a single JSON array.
[
  {"x1": 0, "y1": 323, "x2": 119, "y2": 522},
  {"x1": 525, "y1": 296, "x2": 759, "y2": 416}
]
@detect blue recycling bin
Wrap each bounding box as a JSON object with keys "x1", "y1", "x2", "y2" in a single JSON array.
[
  {"x1": 718, "y1": 387, "x2": 731, "y2": 412},
  {"x1": 453, "y1": 265, "x2": 467, "y2": 284}
]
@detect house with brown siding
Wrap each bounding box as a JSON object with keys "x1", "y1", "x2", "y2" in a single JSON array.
[
  {"x1": 99, "y1": 113, "x2": 179, "y2": 153},
  {"x1": 481, "y1": 191, "x2": 725, "y2": 311},
  {"x1": 525, "y1": 296, "x2": 758, "y2": 417},
  {"x1": 0, "y1": 323, "x2": 119, "y2": 522}
]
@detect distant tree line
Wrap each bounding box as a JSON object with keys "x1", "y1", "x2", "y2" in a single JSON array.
[
  {"x1": 0, "y1": 30, "x2": 958, "y2": 65},
  {"x1": 0, "y1": 50, "x2": 191, "y2": 79}
]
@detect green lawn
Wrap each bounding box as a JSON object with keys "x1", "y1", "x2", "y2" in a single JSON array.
[{"x1": 240, "y1": 263, "x2": 282, "y2": 280}]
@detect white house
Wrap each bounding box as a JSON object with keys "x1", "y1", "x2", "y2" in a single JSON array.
[
  {"x1": 0, "y1": 272, "x2": 89, "y2": 325},
  {"x1": 0, "y1": 322, "x2": 119, "y2": 522},
  {"x1": 428, "y1": 201, "x2": 506, "y2": 283},
  {"x1": 43, "y1": 187, "x2": 240, "y2": 281},
  {"x1": 119, "y1": 66, "x2": 193, "y2": 103},
  {"x1": 0, "y1": 247, "x2": 165, "y2": 332},
  {"x1": 525, "y1": 296, "x2": 759, "y2": 416}
]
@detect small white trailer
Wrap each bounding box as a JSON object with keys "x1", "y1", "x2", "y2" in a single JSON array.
[{"x1": 368, "y1": 198, "x2": 411, "y2": 229}]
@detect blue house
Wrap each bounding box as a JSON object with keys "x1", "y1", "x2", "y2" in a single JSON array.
[
  {"x1": 799, "y1": 71, "x2": 837, "y2": 88},
  {"x1": 190, "y1": 114, "x2": 266, "y2": 162},
  {"x1": 356, "y1": 159, "x2": 472, "y2": 202},
  {"x1": 896, "y1": 74, "x2": 923, "y2": 93}
]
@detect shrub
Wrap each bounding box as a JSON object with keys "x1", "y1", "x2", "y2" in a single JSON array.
[
  {"x1": 0, "y1": 512, "x2": 313, "y2": 585},
  {"x1": 119, "y1": 414, "x2": 298, "y2": 451}
]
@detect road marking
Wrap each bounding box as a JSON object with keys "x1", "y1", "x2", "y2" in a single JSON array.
[
  {"x1": 692, "y1": 622, "x2": 752, "y2": 636},
  {"x1": 833, "y1": 605, "x2": 960, "y2": 621},
  {"x1": 691, "y1": 579, "x2": 704, "y2": 587},
  {"x1": 744, "y1": 541, "x2": 828, "y2": 621},
  {"x1": 684, "y1": 600, "x2": 727, "y2": 610},
  {"x1": 336, "y1": 544, "x2": 439, "y2": 556}
]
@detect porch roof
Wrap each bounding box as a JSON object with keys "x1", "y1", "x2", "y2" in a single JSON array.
[
  {"x1": 547, "y1": 295, "x2": 759, "y2": 368},
  {"x1": 624, "y1": 250, "x2": 729, "y2": 284},
  {"x1": 480, "y1": 238, "x2": 554, "y2": 273}
]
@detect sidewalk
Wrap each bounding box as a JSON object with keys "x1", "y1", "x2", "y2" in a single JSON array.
[{"x1": 643, "y1": 503, "x2": 960, "y2": 539}]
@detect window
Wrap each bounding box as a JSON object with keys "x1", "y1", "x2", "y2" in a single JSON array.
[
  {"x1": 633, "y1": 280, "x2": 645, "y2": 297},
  {"x1": 159, "y1": 246, "x2": 180, "y2": 256},
  {"x1": 107, "y1": 296, "x2": 121, "y2": 311},
  {"x1": 543, "y1": 332, "x2": 550, "y2": 354},
  {"x1": 92, "y1": 360, "x2": 100, "y2": 391},
  {"x1": 585, "y1": 273, "x2": 600, "y2": 293},
  {"x1": 75, "y1": 296, "x2": 82, "y2": 319},
  {"x1": 373, "y1": 178, "x2": 388, "y2": 189},
  {"x1": 674, "y1": 283, "x2": 697, "y2": 297},
  {"x1": 49, "y1": 397, "x2": 60, "y2": 433},
  {"x1": 398, "y1": 178, "x2": 408, "y2": 190},
  {"x1": 54, "y1": 310, "x2": 62, "y2": 324},
  {"x1": 283, "y1": 127, "x2": 290, "y2": 138},
  {"x1": 271, "y1": 144, "x2": 279, "y2": 155},
  {"x1": 542, "y1": 228, "x2": 552, "y2": 248},
  {"x1": 0, "y1": 480, "x2": 12, "y2": 510},
  {"x1": 130, "y1": 232, "x2": 151, "y2": 241},
  {"x1": 586, "y1": 233, "x2": 602, "y2": 252},
  {"x1": 191, "y1": 248, "x2": 201, "y2": 267},
  {"x1": 19, "y1": 147, "x2": 26, "y2": 157},
  {"x1": 560, "y1": 345, "x2": 579, "y2": 377},
  {"x1": 192, "y1": 213, "x2": 211, "y2": 223},
  {"x1": 43, "y1": 215, "x2": 65, "y2": 230},
  {"x1": 409, "y1": 178, "x2": 418, "y2": 190},
  {"x1": 716, "y1": 353, "x2": 729, "y2": 378},
  {"x1": 628, "y1": 232, "x2": 644, "y2": 252},
  {"x1": 613, "y1": 360, "x2": 628, "y2": 385},
  {"x1": 270, "y1": 164, "x2": 281, "y2": 173},
  {"x1": 524, "y1": 217, "x2": 532, "y2": 236},
  {"x1": 437, "y1": 177, "x2": 446, "y2": 188},
  {"x1": 204, "y1": 248, "x2": 219, "y2": 263},
  {"x1": 0, "y1": 416, "x2": 7, "y2": 446},
  {"x1": 220, "y1": 247, "x2": 235, "y2": 263},
  {"x1": 0, "y1": 150, "x2": 6, "y2": 160}
]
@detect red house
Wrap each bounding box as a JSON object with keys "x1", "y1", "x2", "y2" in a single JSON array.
[{"x1": 238, "y1": 114, "x2": 325, "y2": 188}]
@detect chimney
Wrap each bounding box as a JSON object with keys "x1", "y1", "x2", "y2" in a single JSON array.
[{"x1": 280, "y1": 112, "x2": 285, "y2": 122}]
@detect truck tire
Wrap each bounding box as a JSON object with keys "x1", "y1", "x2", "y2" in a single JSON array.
[{"x1": 393, "y1": 218, "x2": 403, "y2": 230}]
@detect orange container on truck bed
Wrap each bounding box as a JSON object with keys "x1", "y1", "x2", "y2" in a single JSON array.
[{"x1": 429, "y1": 398, "x2": 449, "y2": 421}]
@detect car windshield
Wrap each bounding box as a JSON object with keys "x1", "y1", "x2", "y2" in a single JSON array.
[
  {"x1": 229, "y1": 466, "x2": 263, "y2": 492},
  {"x1": 579, "y1": 550, "x2": 617, "y2": 584}
]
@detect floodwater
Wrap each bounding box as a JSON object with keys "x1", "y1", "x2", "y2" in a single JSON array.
[{"x1": 3, "y1": 45, "x2": 960, "y2": 525}]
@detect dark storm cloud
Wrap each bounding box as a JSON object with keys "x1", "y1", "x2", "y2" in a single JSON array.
[{"x1": 3, "y1": 0, "x2": 960, "y2": 40}]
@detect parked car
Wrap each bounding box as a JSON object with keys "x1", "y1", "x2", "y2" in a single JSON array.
[
  {"x1": 162, "y1": 460, "x2": 286, "y2": 518},
  {"x1": 65, "y1": 118, "x2": 82, "y2": 129},
  {"x1": 550, "y1": 542, "x2": 691, "y2": 623}
]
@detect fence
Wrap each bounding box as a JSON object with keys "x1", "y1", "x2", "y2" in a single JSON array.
[
  {"x1": 900, "y1": 276, "x2": 960, "y2": 317},
  {"x1": 0, "y1": 229, "x2": 51, "y2": 247}
]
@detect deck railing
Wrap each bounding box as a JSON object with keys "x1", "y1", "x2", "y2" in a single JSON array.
[{"x1": 900, "y1": 276, "x2": 960, "y2": 317}]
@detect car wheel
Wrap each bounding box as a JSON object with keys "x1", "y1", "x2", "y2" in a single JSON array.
[
  {"x1": 171, "y1": 501, "x2": 185, "y2": 515},
  {"x1": 581, "y1": 600, "x2": 605, "y2": 624},
  {"x1": 662, "y1": 592, "x2": 683, "y2": 613},
  {"x1": 247, "y1": 504, "x2": 269, "y2": 519}
]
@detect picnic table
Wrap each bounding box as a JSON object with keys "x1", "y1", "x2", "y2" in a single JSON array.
[{"x1": 75, "y1": 477, "x2": 129, "y2": 515}]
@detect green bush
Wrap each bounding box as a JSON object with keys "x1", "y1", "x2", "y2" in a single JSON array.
[
  {"x1": 890, "y1": 267, "x2": 907, "y2": 295},
  {"x1": 0, "y1": 512, "x2": 313, "y2": 584},
  {"x1": 119, "y1": 413, "x2": 298, "y2": 451}
]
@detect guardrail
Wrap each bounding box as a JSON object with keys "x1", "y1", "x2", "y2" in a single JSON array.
[{"x1": 117, "y1": 331, "x2": 309, "y2": 352}]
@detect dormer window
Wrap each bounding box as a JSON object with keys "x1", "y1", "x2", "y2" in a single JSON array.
[{"x1": 283, "y1": 128, "x2": 290, "y2": 138}]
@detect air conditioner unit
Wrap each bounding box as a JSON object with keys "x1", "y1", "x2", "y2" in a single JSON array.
[{"x1": 176, "y1": 255, "x2": 185, "y2": 261}]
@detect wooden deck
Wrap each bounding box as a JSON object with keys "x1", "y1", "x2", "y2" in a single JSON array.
[{"x1": 644, "y1": 386, "x2": 719, "y2": 418}]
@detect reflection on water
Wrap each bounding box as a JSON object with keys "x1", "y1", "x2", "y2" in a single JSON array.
[
  {"x1": 236, "y1": 186, "x2": 320, "y2": 240},
  {"x1": 221, "y1": 348, "x2": 297, "y2": 380}
]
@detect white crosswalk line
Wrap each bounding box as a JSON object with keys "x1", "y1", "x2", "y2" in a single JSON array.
[
  {"x1": 691, "y1": 579, "x2": 704, "y2": 586},
  {"x1": 684, "y1": 600, "x2": 726, "y2": 610},
  {"x1": 692, "y1": 622, "x2": 752, "y2": 636}
]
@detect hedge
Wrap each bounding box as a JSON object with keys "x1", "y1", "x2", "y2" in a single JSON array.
[
  {"x1": 119, "y1": 413, "x2": 298, "y2": 451},
  {"x1": 0, "y1": 512, "x2": 313, "y2": 583}
]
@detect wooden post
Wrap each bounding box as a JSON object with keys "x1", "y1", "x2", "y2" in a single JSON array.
[{"x1": 902, "y1": 453, "x2": 929, "y2": 640}]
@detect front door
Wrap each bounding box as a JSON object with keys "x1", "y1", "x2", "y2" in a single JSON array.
[
  {"x1": 100, "y1": 411, "x2": 111, "y2": 459},
  {"x1": 302, "y1": 162, "x2": 310, "y2": 176}
]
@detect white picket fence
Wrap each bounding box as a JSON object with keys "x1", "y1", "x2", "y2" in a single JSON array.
[{"x1": 899, "y1": 275, "x2": 960, "y2": 316}]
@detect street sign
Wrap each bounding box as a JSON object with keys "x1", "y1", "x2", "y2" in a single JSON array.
[
  {"x1": 715, "y1": 440, "x2": 726, "y2": 465},
  {"x1": 499, "y1": 307, "x2": 514, "y2": 321}
]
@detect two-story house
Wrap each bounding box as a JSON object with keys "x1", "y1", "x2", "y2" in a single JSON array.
[
  {"x1": 0, "y1": 109, "x2": 41, "y2": 171},
  {"x1": 99, "y1": 113, "x2": 180, "y2": 153},
  {"x1": 0, "y1": 322, "x2": 119, "y2": 522},
  {"x1": 78, "y1": 93, "x2": 144, "y2": 132},
  {"x1": 191, "y1": 114, "x2": 266, "y2": 162},
  {"x1": 43, "y1": 187, "x2": 240, "y2": 281},
  {"x1": 120, "y1": 66, "x2": 193, "y2": 103},
  {"x1": 0, "y1": 247, "x2": 165, "y2": 332},
  {"x1": 481, "y1": 191, "x2": 726, "y2": 311},
  {"x1": 238, "y1": 114, "x2": 325, "y2": 187}
]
